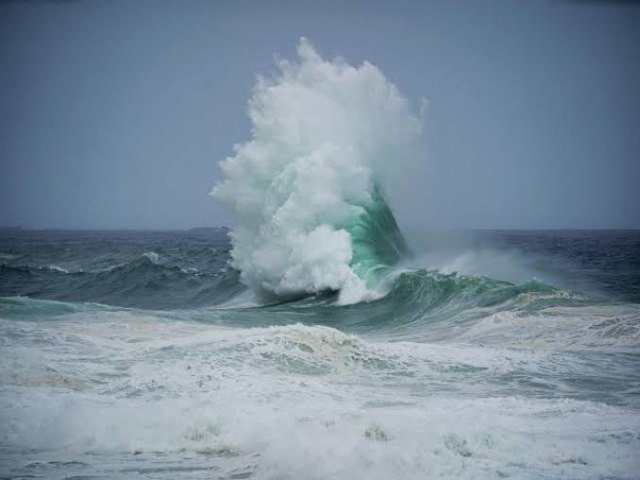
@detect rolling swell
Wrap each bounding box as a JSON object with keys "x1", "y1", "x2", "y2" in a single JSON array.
[
  {"x1": 253, "y1": 269, "x2": 595, "y2": 338},
  {"x1": 2, "y1": 228, "x2": 639, "y2": 353},
  {"x1": 1, "y1": 224, "x2": 627, "y2": 345},
  {"x1": 0, "y1": 250, "x2": 244, "y2": 310}
]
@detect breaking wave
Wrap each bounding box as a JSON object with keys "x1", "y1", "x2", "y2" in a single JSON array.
[{"x1": 212, "y1": 38, "x2": 421, "y2": 304}]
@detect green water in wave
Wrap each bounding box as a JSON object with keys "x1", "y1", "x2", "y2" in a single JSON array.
[{"x1": 342, "y1": 185, "x2": 410, "y2": 286}]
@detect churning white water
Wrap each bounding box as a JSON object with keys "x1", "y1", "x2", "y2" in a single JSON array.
[{"x1": 212, "y1": 38, "x2": 423, "y2": 304}]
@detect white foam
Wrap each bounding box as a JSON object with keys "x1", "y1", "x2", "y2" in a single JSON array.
[
  {"x1": 141, "y1": 251, "x2": 160, "y2": 264},
  {"x1": 212, "y1": 38, "x2": 423, "y2": 304},
  {"x1": 40, "y1": 265, "x2": 69, "y2": 274},
  {"x1": 1, "y1": 317, "x2": 639, "y2": 479},
  {"x1": 456, "y1": 304, "x2": 640, "y2": 349}
]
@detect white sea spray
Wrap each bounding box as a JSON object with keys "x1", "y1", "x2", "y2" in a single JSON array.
[{"x1": 212, "y1": 38, "x2": 423, "y2": 304}]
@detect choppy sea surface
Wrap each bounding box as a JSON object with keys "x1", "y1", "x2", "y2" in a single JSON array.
[{"x1": 1, "y1": 228, "x2": 639, "y2": 479}]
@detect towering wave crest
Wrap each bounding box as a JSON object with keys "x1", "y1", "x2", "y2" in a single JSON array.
[{"x1": 212, "y1": 39, "x2": 423, "y2": 304}]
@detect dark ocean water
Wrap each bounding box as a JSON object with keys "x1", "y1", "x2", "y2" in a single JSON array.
[
  {"x1": 1, "y1": 228, "x2": 638, "y2": 308},
  {"x1": 1, "y1": 228, "x2": 639, "y2": 479},
  {"x1": 0, "y1": 228, "x2": 241, "y2": 309}
]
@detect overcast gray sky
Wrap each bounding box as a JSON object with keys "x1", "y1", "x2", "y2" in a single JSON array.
[{"x1": 1, "y1": 0, "x2": 638, "y2": 229}]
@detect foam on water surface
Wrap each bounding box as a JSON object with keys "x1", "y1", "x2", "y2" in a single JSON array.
[{"x1": 1, "y1": 313, "x2": 639, "y2": 479}]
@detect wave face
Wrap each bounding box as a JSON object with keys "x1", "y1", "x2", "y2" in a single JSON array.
[{"x1": 212, "y1": 39, "x2": 421, "y2": 304}]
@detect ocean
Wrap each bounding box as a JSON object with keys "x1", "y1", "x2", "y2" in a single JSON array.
[
  {"x1": 2, "y1": 38, "x2": 639, "y2": 480},
  {"x1": 1, "y1": 228, "x2": 639, "y2": 479}
]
